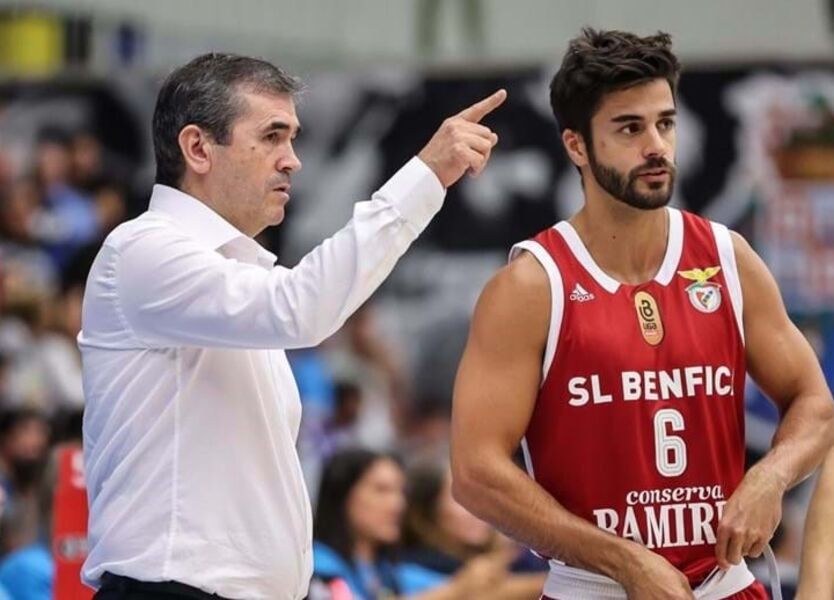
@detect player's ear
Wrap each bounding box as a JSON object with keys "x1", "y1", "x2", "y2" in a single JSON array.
[{"x1": 562, "y1": 129, "x2": 589, "y2": 168}]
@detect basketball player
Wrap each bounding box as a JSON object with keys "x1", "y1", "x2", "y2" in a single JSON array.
[{"x1": 450, "y1": 29, "x2": 834, "y2": 599}]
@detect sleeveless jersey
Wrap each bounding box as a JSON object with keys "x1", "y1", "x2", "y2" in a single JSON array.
[{"x1": 511, "y1": 207, "x2": 747, "y2": 585}]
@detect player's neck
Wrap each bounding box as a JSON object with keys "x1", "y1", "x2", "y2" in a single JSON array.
[{"x1": 569, "y1": 196, "x2": 669, "y2": 286}]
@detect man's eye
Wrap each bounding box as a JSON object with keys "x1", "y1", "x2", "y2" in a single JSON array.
[
  {"x1": 659, "y1": 118, "x2": 676, "y2": 131},
  {"x1": 620, "y1": 123, "x2": 640, "y2": 134}
]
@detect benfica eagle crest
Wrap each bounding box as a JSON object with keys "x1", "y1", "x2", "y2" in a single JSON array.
[{"x1": 678, "y1": 267, "x2": 722, "y2": 313}]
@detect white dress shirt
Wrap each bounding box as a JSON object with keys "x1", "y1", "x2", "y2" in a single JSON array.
[{"x1": 78, "y1": 157, "x2": 445, "y2": 600}]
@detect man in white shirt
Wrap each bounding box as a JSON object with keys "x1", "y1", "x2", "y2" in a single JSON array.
[{"x1": 79, "y1": 53, "x2": 505, "y2": 600}]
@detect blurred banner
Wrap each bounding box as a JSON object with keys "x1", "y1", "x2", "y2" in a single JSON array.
[
  {"x1": 0, "y1": 11, "x2": 64, "y2": 76},
  {"x1": 52, "y1": 444, "x2": 92, "y2": 600}
]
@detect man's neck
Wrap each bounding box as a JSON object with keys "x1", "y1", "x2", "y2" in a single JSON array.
[
  {"x1": 178, "y1": 179, "x2": 254, "y2": 237},
  {"x1": 569, "y1": 190, "x2": 670, "y2": 286}
]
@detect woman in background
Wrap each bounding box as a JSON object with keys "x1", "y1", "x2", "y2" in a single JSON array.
[
  {"x1": 311, "y1": 448, "x2": 504, "y2": 600},
  {"x1": 400, "y1": 462, "x2": 546, "y2": 600}
]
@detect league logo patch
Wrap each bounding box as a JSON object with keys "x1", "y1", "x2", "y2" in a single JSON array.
[
  {"x1": 678, "y1": 267, "x2": 722, "y2": 314},
  {"x1": 634, "y1": 291, "x2": 664, "y2": 346}
]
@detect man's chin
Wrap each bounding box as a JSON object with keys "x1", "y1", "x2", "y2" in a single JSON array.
[{"x1": 268, "y1": 207, "x2": 286, "y2": 226}]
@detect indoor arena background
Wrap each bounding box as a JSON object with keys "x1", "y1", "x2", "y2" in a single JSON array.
[{"x1": 0, "y1": 1, "x2": 833, "y2": 598}]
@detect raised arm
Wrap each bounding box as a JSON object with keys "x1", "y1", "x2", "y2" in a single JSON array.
[{"x1": 104, "y1": 91, "x2": 507, "y2": 351}]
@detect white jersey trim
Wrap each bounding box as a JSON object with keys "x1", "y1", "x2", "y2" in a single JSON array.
[
  {"x1": 655, "y1": 207, "x2": 684, "y2": 285},
  {"x1": 543, "y1": 558, "x2": 755, "y2": 599},
  {"x1": 508, "y1": 240, "x2": 564, "y2": 380},
  {"x1": 553, "y1": 207, "x2": 684, "y2": 293},
  {"x1": 710, "y1": 222, "x2": 745, "y2": 345},
  {"x1": 554, "y1": 221, "x2": 620, "y2": 294}
]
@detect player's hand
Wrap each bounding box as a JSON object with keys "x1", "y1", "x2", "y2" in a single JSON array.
[
  {"x1": 715, "y1": 465, "x2": 785, "y2": 569},
  {"x1": 418, "y1": 89, "x2": 506, "y2": 188},
  {"x1": 620, "y1": 548, "x2": 695, "y2": 599},
  {"x1": 448, "y1": 551, "x2": 510, "y2": 597}
]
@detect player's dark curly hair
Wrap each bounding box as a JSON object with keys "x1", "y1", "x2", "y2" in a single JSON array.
[{"x1": 549, "y1": 28, "x2": 681, "y2": 143}]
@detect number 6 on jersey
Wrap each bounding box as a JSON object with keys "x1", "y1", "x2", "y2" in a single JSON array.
[{"x1": 654, "y1": 408, "x2": 687, "y2": 477}]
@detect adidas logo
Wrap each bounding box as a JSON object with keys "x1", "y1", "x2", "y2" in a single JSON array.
[{"x1": 569, "y1": 283, "x2": 595, "y2": 302}]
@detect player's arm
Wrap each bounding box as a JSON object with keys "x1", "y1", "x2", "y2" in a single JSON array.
[
  {"x1": 715, "y1": 232, "x2": 834, "y2": 569},
  {"x1": 796, "y1": 447, "x2": 834, "y2": 600},
  {"x1": 450, "y1": 252, "x2": 694, "y2": 599}
]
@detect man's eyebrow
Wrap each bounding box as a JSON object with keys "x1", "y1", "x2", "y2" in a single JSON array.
[
  {"x1": 610, "y1": 109, "x2": 677, "y2": 124},
  {"x1": 261, "y1": 121, "x2": 302, "y2": 136},
  {"x1": 611, "y1": 114, "x2": 644, "y2": 123}
]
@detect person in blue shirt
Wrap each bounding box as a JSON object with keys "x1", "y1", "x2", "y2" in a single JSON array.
[
  {"x1": 0, "y1": 541, "x2": 53, "y2": 600},
  {"x1": 311, "y1": 449, "x2": 502, "y2": 600}
]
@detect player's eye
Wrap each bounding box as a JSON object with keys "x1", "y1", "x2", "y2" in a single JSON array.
[{"x1": 658, "y1": 118, "x2": 676, "y2": 132}]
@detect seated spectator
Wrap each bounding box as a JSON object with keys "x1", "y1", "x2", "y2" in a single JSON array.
[
  {"x1": 400, "y1": 462, "x2": 546, "y2": 599},
  {"x1": 0, "y1": 442, "x2": 58, "y2": 600},
  {"x1": 0, "y1": 408, "x2": 50, "y2": 502},
  {"x1": 0, "y1": 540, "x2": 52, "y2": 600},
  {"x1": 29, "y1": 126, "x2": 100, "y2": 268},
  {"x1": 312, "y1": 448, "x2": 506, "y2": 599},
  {"x1": 299, "y1": 380, "x2": 363, "y2": 503},
  {"x1": 0, "y1": 176, "x2": 59, "y2": 294}
]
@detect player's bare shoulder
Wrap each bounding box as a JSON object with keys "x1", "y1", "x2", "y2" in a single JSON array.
[
  {"x1": 727, "y1": 228, "x2": 783, "y2": 313},
  {"x1": 471, "y1": 250, "x2": 551, "y2": 350},
  {"x1": 488, "y1": 250, "x2": 550, "y2": 311}
]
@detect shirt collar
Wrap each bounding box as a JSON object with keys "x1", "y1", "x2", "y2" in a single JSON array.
[{"x1": 148, "y1": 184, "x2": 277, "y2": 268}]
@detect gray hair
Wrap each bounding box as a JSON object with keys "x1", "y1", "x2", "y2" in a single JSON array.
[{"x1": 152, "y1": 52, "x2": 301, "y2": 188}]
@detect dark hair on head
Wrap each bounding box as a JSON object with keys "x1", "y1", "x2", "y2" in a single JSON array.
[
  {"x1": 549, "y1": 28, "x2": 681, "y2": 142},
  {"x1": 152, "y1": 52, "x2": 301, "y2": 188},
  {"x1": 402, "y1": 461, "x2": 492, "y2": 560},
  {"x1": 401, "y1": 462, "x2": 445, "y2": 548},
  {"x1": 0, "y1": 407, "x2": 48, "y2": 440},
  {"x1": 314, "y1": 447, "x2": 403, "y2": 565}
]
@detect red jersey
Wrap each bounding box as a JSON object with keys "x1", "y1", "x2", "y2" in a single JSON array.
[{"x1": 512, "y1": 208, "x2": 747, "y2": 586}]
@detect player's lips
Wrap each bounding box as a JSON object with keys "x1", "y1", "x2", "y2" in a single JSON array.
[{"x1": 637, "y1": 170, "x2": 669, "y2": 182}]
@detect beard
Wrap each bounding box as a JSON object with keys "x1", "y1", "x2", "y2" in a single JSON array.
[{"x1": 588, "y1": 151, "x2": 676, "y2": 210}]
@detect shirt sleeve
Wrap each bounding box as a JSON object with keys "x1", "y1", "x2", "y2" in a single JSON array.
[{"x1": 115, "y1": 157, "x2": 445, "y2": 350}]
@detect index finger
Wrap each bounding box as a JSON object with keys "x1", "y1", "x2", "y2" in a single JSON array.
[
  {"x1": 715, "y1": 523, "x2": 731, "y2": 569},
  {"x1": 456, "y1": 89, "x2": 508, "y2": 123}
]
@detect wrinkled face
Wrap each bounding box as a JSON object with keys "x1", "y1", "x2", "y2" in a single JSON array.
[
  {"x1": 586, "y1": 78, "x2": 677, "y2": 210},
  {"x1": 210, "y1": 89, "x2": 302, "y2": 235},
  {"x1": 436, "y1": 471, "x2": 493, "y2": 547},
  {"x1": 347, "y1": 458, "x2": 406, "y2": 547}
]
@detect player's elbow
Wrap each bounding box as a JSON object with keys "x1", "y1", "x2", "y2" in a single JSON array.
[
  {"x1": 450, "y1": 466, "x2": 479, "y2": 513},
  {"x1": 450, "y1": 452, "x2": 493, "y2": 513}
]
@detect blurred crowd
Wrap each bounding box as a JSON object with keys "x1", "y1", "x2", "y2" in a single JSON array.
[
  {"x1": 0, "y1": 119, "x2": 131, "y2": 598},
  {"x1": 0, "y1": 91, "x2": 825, "y2": 598}
]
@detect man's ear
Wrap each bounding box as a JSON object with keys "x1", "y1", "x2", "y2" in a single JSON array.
[
  {"x1": 178, "y1": 125, "x2": 213, "y2": 176},
  {"x1": 562, "y1": 128, "x2": 590, "y2": 169}
]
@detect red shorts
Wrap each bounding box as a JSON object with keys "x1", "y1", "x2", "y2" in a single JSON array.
[{"x1": 541, "y1": 580, "x2": 770, "y2": 600}]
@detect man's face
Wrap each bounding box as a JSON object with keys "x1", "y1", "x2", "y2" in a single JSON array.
[
  {"x1": 584, "y1": 78, "x2": 677, "y2": 210},
  {"x1": 211, "y1": 89, "x2": 302, "y2": 236}
]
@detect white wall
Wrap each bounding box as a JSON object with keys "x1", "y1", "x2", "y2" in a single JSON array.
[{"x1": 3, "y1": 0, "x2": 833, "y2": 71}]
